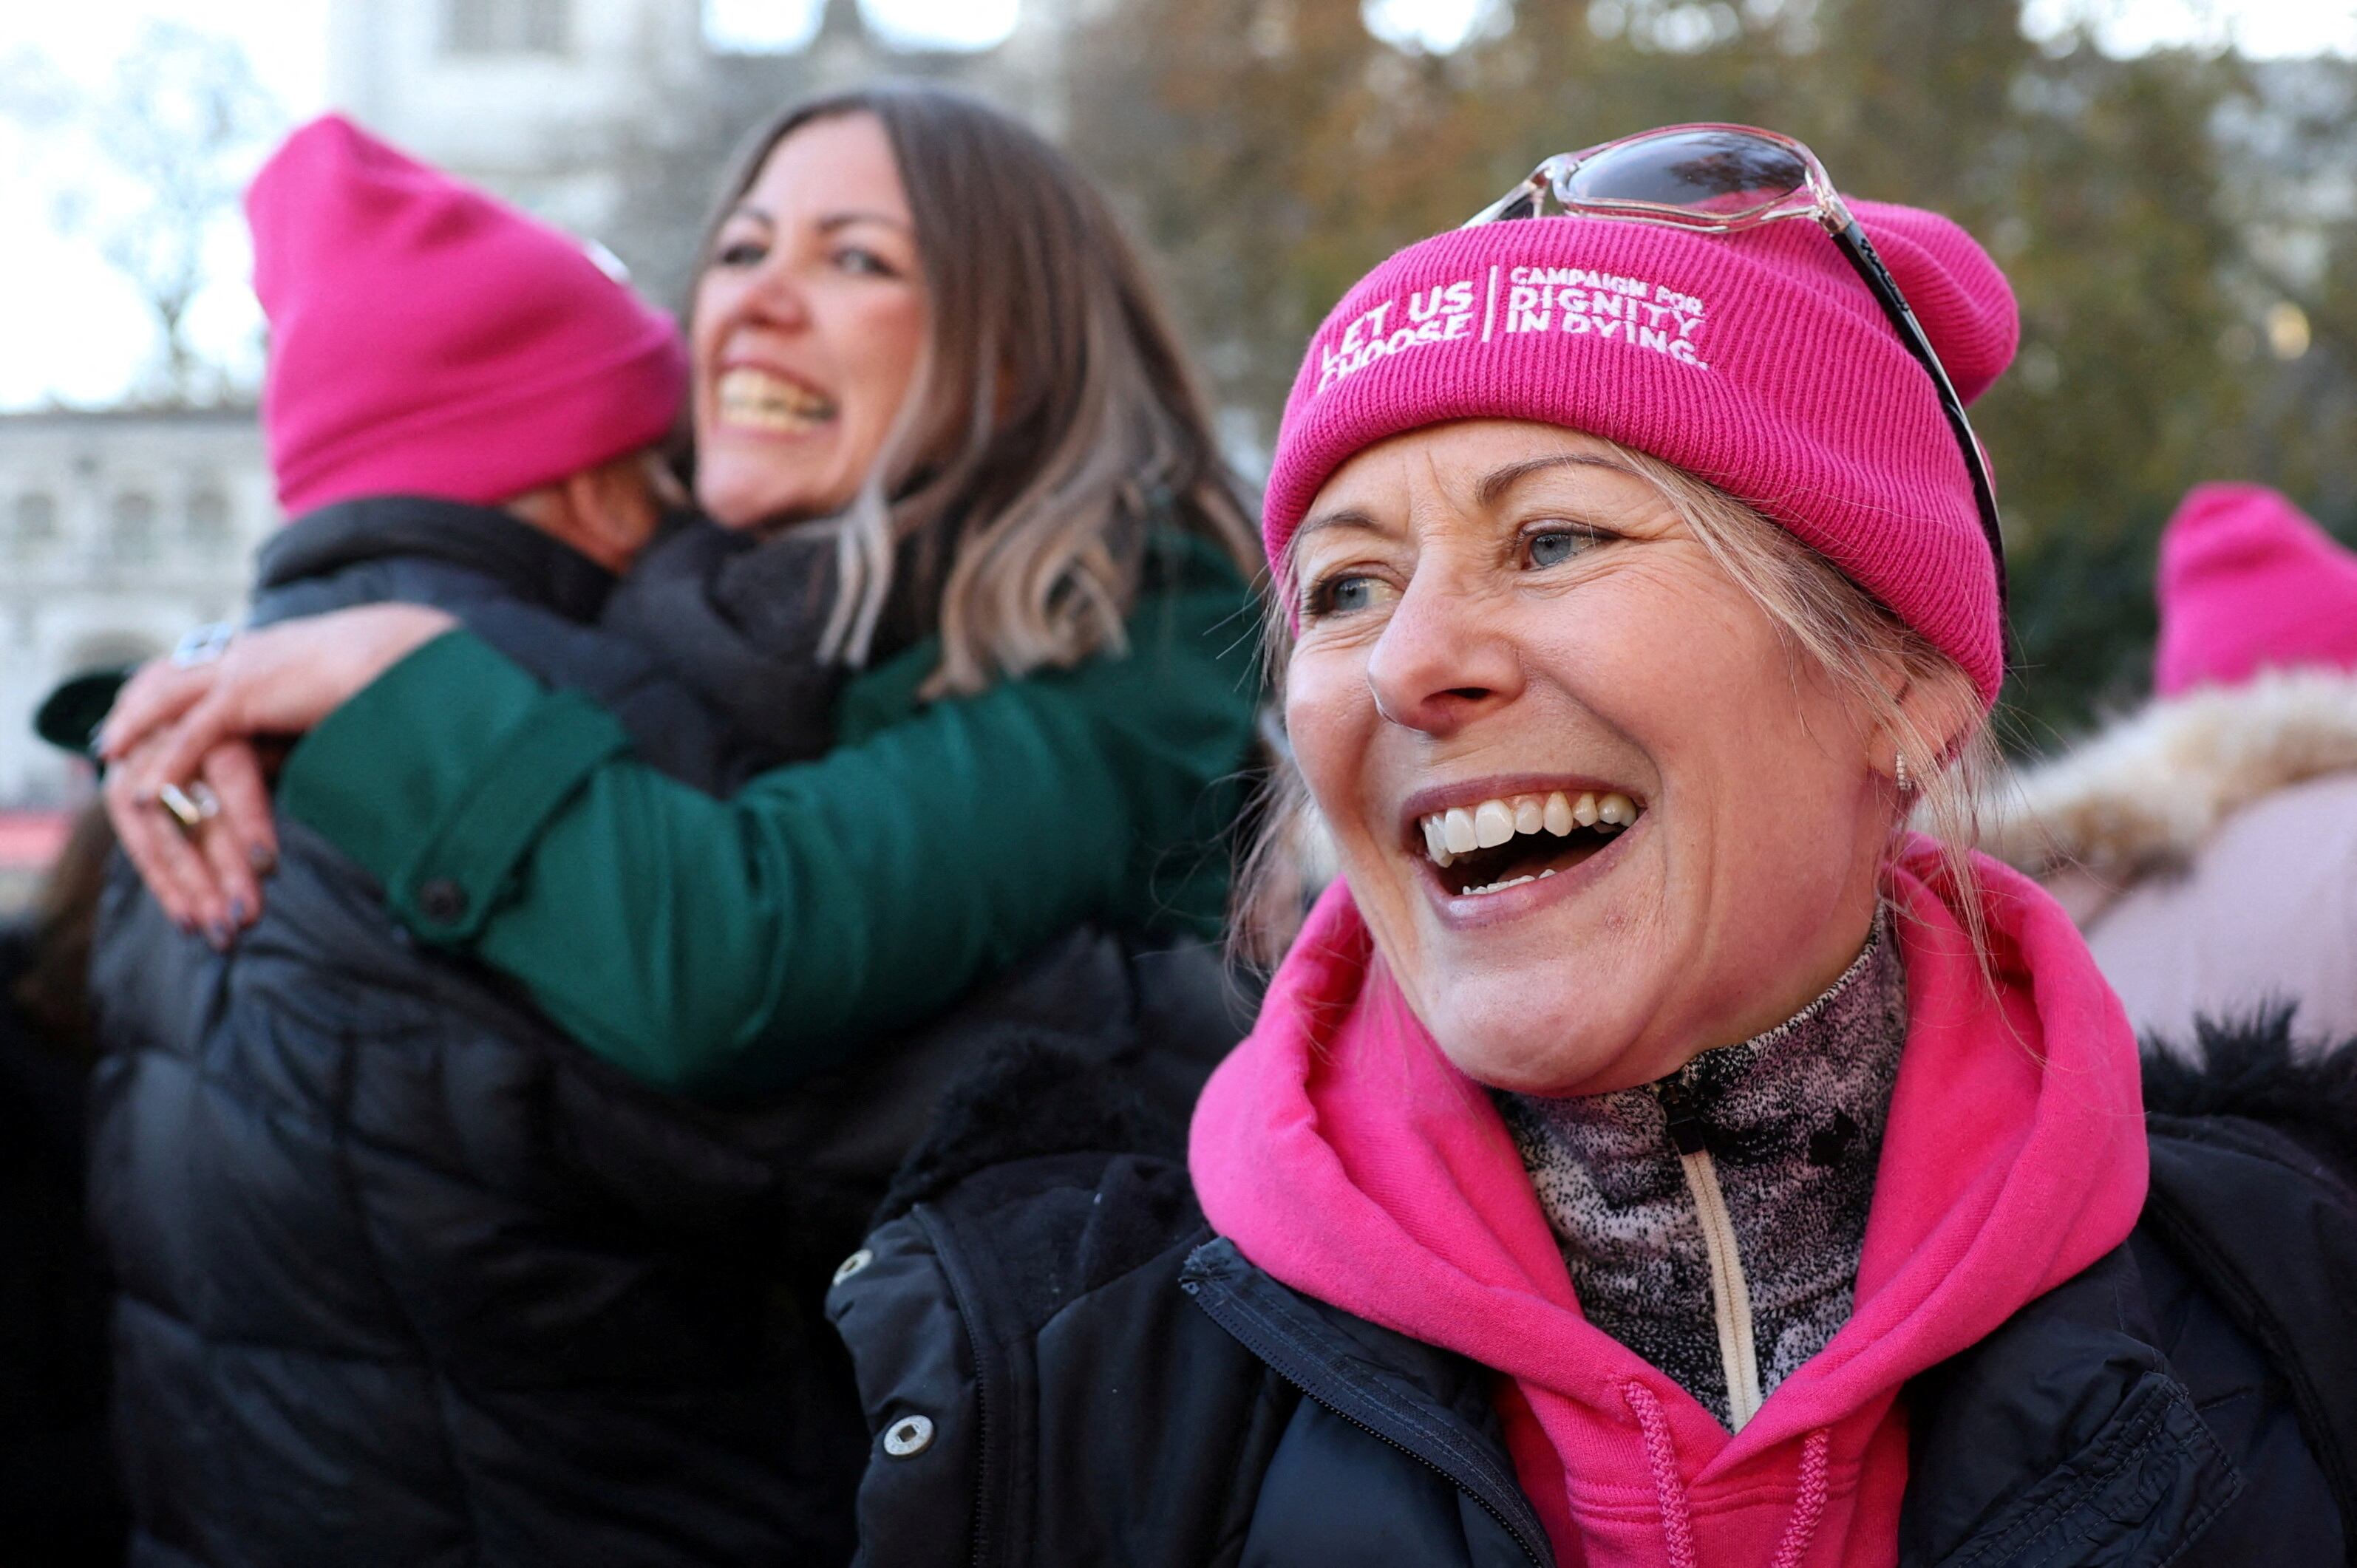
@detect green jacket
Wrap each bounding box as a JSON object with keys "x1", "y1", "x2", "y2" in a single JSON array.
[{"x1": 278, "y1": 531, "x2": 1261, "y2": 1097}]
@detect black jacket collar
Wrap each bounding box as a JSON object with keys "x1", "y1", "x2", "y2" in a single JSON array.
[
  {"x1": 1183, "y1": 1238, "x2": 1557, "y2": 1564},
  {"x1": 258, "y1": 495, "x2": 616, "y2": 622},
  {"x1": 1187, "y1": 1236, "x2": 2247, "y2": 1568}
]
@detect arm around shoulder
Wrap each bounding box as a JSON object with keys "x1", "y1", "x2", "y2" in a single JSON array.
[{"x1": 276, "y1": 545, "x2": 1262, "y2": 1095}]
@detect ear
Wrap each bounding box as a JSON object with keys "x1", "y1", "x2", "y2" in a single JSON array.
[
  {"x1": 562, "y1": 458, "x2": 664, "y2": 567},
  {"x1": 1863, "y1": 652, "x2": 1979, "y2": 793}
]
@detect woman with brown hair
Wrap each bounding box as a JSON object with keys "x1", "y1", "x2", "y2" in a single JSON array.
[
  {"x1": 110, "y1": 82, "x2": 1262, "y2": 1094},
  {"x1": 95, "y1": 85, "x2": 1262, "y2": 1563}
]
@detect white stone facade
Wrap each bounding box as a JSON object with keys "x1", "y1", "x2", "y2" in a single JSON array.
[
  {"x1": 327, "y1": 0, "x2": 712, "y2": 242},
  {"x1": 0, "y1": 409, "x2": 272, "y2": 806},
  {"x1": 327, "y1": 0, "x2": 1072, "y2": 247}
]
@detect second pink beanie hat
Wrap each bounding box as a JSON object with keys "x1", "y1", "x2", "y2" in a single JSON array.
[
  {"x1": 1262, "y1": 198, "x2": 2018, "y2": 705},
  {"x1": 2154, "y1": 482, "x2": 2357, "y2": 697},
  {"x1": 248, "y1": 115, "x2": 688, "y2": 517}
]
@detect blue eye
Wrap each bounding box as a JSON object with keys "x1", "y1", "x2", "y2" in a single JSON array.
[
  {"x1": 1526, "y1": 524, "x2": 1606, "y2": 568},
  {"x1": 1304, "y1": 571, "x2": 1394, "y2": 619}
]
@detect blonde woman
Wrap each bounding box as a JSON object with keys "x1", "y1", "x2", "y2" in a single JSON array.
[{"x1": 792, "y1": 128, "x2": 2348, "y2": 1564}]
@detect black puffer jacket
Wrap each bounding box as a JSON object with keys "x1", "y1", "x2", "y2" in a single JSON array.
[
  {"x1": 826, "y1": 1020, "x2": 2357, "y2": 1567},
  {"x1": 1, "y1": 924, "x2": 123, "y2": 1563},
  {"x1": 89, "y1": 500, "x2": 1249, "y2": 1567}
]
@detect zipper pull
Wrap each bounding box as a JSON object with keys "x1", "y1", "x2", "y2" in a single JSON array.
[{"x1": 1656, "y1": 1080, "x2": 1707, "y2": 1156}]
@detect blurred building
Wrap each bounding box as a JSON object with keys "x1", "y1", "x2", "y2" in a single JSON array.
[
  {"x1": 327, "y1": 0, "x2": 712, "y2": 243},
  {"x1": 0, "y1": 409, "x2": 271, "y2": 808},
  {"x1": 327, "y1": 0, "x2": 1074, "y2": 300}
]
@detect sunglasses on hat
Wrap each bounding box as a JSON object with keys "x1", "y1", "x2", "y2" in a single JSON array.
[{"x1": 1466, "y1": 123, "x2": 2007, "y2": 620}]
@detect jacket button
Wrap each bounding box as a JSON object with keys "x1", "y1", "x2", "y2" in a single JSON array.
[
  {"x1": 832, "y1": 1248, "x2": 874, "y2": 1286},
  {"x1": 882, "y1": 1414, "x2": 934, "y2": 1457},
  {"x1": 415, "y1": 878, "x2": 469, "y2": 926}
]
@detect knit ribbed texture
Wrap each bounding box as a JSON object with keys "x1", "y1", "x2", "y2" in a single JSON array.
[
  {"x1": 1497, "y1": 916, "x2": 1908, "y2": 1428},
  {"x1": 1262, "y1": 202, "x2": 2017, "y2": 704},
  {"x1": 248, "y1": 115, "x2": 687, "y2": 516},
  {"x1": 2154, "y1": 482, "x2": 2357, "y2": 696}
]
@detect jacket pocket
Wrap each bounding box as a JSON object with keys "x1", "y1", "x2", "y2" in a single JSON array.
[{"x1": 1930, "y1": 1371, "x2": 2242, "y2": 1568}]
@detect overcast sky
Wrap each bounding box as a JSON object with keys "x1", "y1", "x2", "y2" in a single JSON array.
[{"x1": 1, "y1": 0, "x2": 2352, "y2": 410}]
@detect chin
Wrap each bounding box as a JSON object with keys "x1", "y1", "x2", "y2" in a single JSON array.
[
  {"x1": 696, "y1": 475, "x2": 828, "y2": 531},
  {"x1": 693, "y1": 468, "x2": 766, "y2": 529},
  {"x1": 1418, "y1": 982, "x2": 1646, "y2": 1097}
]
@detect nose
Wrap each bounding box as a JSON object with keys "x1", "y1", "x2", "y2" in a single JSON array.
[
  {"x1": 733, "y1": 255, "x2": 814, "y2": 333},
  {"x1": 1363, "y1": 563, "x2": 1524, "y2": 737}
]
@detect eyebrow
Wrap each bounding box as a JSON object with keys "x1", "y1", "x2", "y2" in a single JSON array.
[
  {"x1": 820, "y1": 209, "x2": 914, "y2": 234},
  {"x1": 1290, "y1": 507, "x2": 1389, "y2": 548},
  {"x1": 1475, "y1": 452, "x2": 1632, "y2": 508},
  {"x1": 1294, "y1": 451, "x2": 1635, "y2": 548},
  {"x1": 721, "y1": 204, "x2": 914, "y2": 235}
]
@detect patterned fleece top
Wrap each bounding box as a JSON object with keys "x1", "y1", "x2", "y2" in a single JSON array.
[{"x1": 1495, "y1": 915, "x2": 1908, "y2": 1429}]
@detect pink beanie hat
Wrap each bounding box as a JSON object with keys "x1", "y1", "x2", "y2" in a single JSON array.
[
  {"x1": 2154, "y1": 482, "x2": 2357, "y2": 697},
  {"x1": 248, "y1": 115, "x2": 687, "y2": 517},
  {"x1": 1263, "y1": 200, "x2": 2018, "y2": 704}
]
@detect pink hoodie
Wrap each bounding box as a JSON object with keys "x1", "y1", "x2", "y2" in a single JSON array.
[{"x1": 1191, "y1": 842, "x2": 2147, "y2": 1567}]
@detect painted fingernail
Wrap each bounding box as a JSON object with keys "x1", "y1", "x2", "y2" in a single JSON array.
[
  {"x1": 205, "y1": 920, "x2": 232, "y2": 951},
  {"x1": 228, "y1": 898, "x2": 250, "y2": 926},
  {"x1": 248, "y1": 845, "x2": 276, "y2": 874}
]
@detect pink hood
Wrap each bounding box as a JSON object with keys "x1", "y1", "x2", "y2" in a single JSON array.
[{"x1": 1190, "y1": 842, "x2": 2147, "y2": 1566}]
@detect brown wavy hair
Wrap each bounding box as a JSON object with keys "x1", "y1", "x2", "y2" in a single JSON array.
[{"x1": 694, "y1": 83, "x2": 1259, "y2": 696}]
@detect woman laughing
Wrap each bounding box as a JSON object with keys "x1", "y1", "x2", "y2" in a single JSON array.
[{"x1": 820, "y1": 126, "x2": 2357, "y2": 1566}]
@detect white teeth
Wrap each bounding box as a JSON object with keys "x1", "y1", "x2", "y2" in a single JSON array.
[
  {"x1": 1443, "y1": 808, "x2": 1477, "y2": 854},
  {"x1": 1415, "y1": 788, "x2": 1644, "y2": 870},
  {"x1": 1543, "y1": 791, "x2": 1574, "y2": 836},
  {"x1": 1463, "y1": 873, "x2": 1538, "y2": 896}
]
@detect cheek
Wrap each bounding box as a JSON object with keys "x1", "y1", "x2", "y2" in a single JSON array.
[
  {"x1": 1633, "y1": 611, "x2": 1876, "y2": 936},
  {"x1": 1283, "y1": 646, "x2": 1381, "y2": 842},
  {"x1": 689, "y1": 274, "x2": 737, "y2": 372},
  {"x1": 843, "y1": 295, "x2": 928, "y2": 422}
]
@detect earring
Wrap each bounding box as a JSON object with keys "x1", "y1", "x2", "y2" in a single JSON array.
[{"x1": 1894, "y1": 749, "x2": 1912, "y2": 794}]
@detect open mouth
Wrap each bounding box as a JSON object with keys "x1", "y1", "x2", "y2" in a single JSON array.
[
  {"x1": 1413, "y1": 788, "x2": 1643, "y2": 897},
  {"x1": 715, "y1": 366, "x2": 838, "y2": 433}
]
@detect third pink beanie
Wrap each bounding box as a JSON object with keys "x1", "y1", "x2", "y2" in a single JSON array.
[
  {"x1": 248, "y1": 115, "x2": 687, "y2": 517},
  {"x1": 2154, "y1": 482, "x2": 2357, "y2": 697},
  {"x1": 1262, "y1": 199, "x2": 2018, "y2": 704}
]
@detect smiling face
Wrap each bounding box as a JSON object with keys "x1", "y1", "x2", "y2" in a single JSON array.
[
  {"x1": 1285, "y1": 419, "x2": 1900, "y2": 1095},
  {"x1": 691, "y1": 112, "x2": 929, "y2": 529}
]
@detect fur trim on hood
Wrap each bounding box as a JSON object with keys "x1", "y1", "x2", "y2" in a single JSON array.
[
  {"x1": 1982, "y1": 667, "x2": 2357, "y2": 882},
  {"x1": 2142, "y1": 1008, "x2": 2357, "y2": 1186}
]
